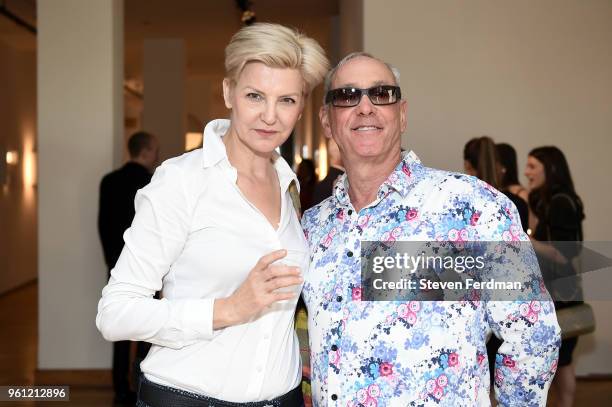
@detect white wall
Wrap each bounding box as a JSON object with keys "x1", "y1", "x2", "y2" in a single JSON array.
[
  {"x1": 0, "y1": 41, "x2": 37, "y2": 295},
  {"x1": 38, "y1": 0, "x2": 123, "y2": 369},
  {"x1": 363, "y1": 0, "x2": 612, "y2": 375}
]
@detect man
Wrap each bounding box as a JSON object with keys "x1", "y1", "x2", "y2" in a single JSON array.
[
  {"x1": 311, "y1": 139, "x2": 344, "y2": 206},
  {"x1": 301, "y1": 53, "x2": 560, "y2": 406},
  {"x1": 98, "y1": 131, "x2": 159, "y2": 405}
]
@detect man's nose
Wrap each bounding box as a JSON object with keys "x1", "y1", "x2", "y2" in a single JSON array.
[{"x1": 356, "y1": 93, "x2": 375, "y2": 115}]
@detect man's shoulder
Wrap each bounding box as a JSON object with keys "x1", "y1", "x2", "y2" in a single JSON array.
[
  {"x1": 303, "y1": 196, "x2": 336, "y2": 227},
  {"x1": 416, "y1": 165, "x2": 501, "y2": 200}
]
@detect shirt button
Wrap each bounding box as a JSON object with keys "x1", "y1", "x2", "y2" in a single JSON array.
[
  {"x1": 336, "y1": 296, "x2": 343, "y2": 302},
  {"x1": 347, "y1": 251, "x2": 353, "y2": 257},
  {"x1": 331, "y1": 394, "x2": 338, "y2": 401},
  {"x1": 347, "y1": 209, "x2": 353, "y2": 215},
  {"x1": 331, "y1": 344, "x2": 338, "y2": 351}
]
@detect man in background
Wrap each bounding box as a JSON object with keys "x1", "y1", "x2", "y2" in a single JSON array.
[
  {"x1": 98, "y1": 131, "x2": 159, "y2": 405},
  {"x1": 311, "y1": 138, "x2": 344, "y2": 206}
]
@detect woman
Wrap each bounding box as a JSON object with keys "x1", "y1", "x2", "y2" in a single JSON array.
[
  {"x1": 463, "y1": 136, "x2": 528, "y2": 230},
  {"x1": 96, "y1": 23, "x2": 328, "y2": 406},
  {"x1": 525, "y1": 146, "x2": 585, "y2": 407},
  {"x1": 496, "y1": 143, "x2": 529, "y2": 203}
]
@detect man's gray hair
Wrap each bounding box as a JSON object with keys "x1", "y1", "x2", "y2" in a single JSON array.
[{"x1": 322, "y1": 52, "x2": 401, "y2": 104}]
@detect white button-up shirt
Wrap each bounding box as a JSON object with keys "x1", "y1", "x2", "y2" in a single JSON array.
[{"x1": 96, "y1": 119, "x2": 306, "y2": 402}]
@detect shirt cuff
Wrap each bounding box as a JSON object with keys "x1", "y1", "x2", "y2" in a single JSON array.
[{"x1": 174, "y1": 298, "x2": 215, "y2": 341}]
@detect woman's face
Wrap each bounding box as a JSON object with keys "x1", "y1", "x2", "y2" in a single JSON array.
[
  {"x1": 525, "y1": 155, "x2": 546, "y2": 189},
  {"x1": 223, "y1": 62, "x2": 304, "y2": 154}
]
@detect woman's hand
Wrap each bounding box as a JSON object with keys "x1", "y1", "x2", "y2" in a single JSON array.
[
  {"x1": 213, "y1": 250, "x2": 303, "y2": 329},
  {"x1": 530, "y1": 237, "x2": 568, "y2": 265}
]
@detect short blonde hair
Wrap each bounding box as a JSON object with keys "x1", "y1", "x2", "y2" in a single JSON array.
[{"x1": 225, "y1": 23, "x2": 329, "y2": 93}]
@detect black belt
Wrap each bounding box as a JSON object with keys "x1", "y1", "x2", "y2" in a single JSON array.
[{"x1": 138, "y1": 376, "x2": 304, "y2": 407}]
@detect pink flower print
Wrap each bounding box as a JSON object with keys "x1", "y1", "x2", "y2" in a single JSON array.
[
  {"x1": 530, "y1": 301, "x2": 542, "y2": 312},
  {"x1": 426, "y1": 379, "x2": 437, "y2": 393},
  {"x1": 402, "y1": 163, "x2": 411, "y2": 177},
  {"x1": 368, "y1": 384, "x2": 381, "y2": 398},
  {"x1": 477, "y1": 353, "x2": 485, "y2": 365},
  {"x1": 448, "y1": 353, "x2": 459, "y2": 367},
  {"x1": 352, "y1": 287, "x2": 362, "y2": 301},
  {"x1": 502, "y1": 224, "x2": 521, "y2": 242},
  {"x1": 436, "y1": 374, "x2": 448, "y2": 387},
  {"x1": 379, "y1": 362, "x2": 393, "y2": 376},
  {"x1": 330, "y1": 349, "x2": 341, "y2": 366},
  {"x1": 519, "y1": 301, "x2": 540, "y2": 323},
  {"x1": 321, "y1": 227, "x2": 337, "y2": 247},
  {"x1": 495, "y1": 369, "x2": 504, "y2": 385},
  {"x1": 336, "y1": 209, "x2": 344, "y2": 220},
  {"x1": 391, "y1": 227, "x2": 402, "y2": 239},
  {"x1": 408, "y1": 301, "x2": 420, "y2": 312},
  {"x1": 406, "y1": 311, "x2": 418, "y2": 325},
  {"x1": 432, "y1": 386, "x2": 444, "y2": 400},
  {"x1": 382, "y1": 227, "x2": 402, "y2": 243},
  {"x1": 550, "y1": 360, "x2": 558, "y2": 374},
  {"x1": 470, "y1": 211, "x2": 481, "y2": 226},
  {"x1": 357, "y1": 389, "x2": 368, "y2": 403},
  {"x1": 502, "y1": 355, "x2": 516, "y2": 368},
  {"x1": 406, "y1": 209, "x2": 419, "y2": 221},
  {"x1": 358, "y1": 215, "x2": 370, "y2": 228},
  {"x1": 397, "y1": 303, "x2": 409, "y2": 318},
  {"x1": 364, "y1": 398, "x2": 378, "y2": 407},
  {"x1": 447, "y1": 228, "x2": 459, "y2": 241}
]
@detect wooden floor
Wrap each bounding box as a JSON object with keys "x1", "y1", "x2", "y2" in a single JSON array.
[{"x1": 0, "y1": 282, "x2": 610, "y2": 406}]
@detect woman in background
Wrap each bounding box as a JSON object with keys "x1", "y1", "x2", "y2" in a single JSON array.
[
  {"x1": 97, "y1": 23, "x2": 328, "y2": 407},
  {"x1": 497, "y1": 143, "x2": 529, "y2": 203},
  {"x1": 463, "y1": 136, "x2": 528, "y2": 230},
  {"x1": 526, "y1": 146, "x2": 585, "y2": 407}
]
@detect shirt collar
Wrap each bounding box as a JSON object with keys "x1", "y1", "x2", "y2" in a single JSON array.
[
  {"x1": 201, "y1": 119, "x2": 298, "y2": 191},
  {"x1": 333, "y1": 150, "x2": 422, "y2": 207}
]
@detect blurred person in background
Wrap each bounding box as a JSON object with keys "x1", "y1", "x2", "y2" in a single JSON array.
[
  {"x1": 464, "y1": 136, "x2": 528, "y2": 231},
  {"x1": 496, "y1": 142, "x2": 529, "y2": 203},
  {"x1": 526, "y1": 146, "x2": 585, "y2": 407},
  {"x1": 98, "y1": 130, "x2": 159, "y2": 405},
  {"x1": 312, "y1": 138, "x2": 344, "y2": 206},
  {"x1": 297, "y1": 158, "x2": 316, "y2": 211},
  {"x1": 96, "y1": 23, "x2": 328, "y2": 407}
]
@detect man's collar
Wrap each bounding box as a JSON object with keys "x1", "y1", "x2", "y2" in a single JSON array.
[{"x1": 333, "y1": 150, "x2": 422, "y2": 207}]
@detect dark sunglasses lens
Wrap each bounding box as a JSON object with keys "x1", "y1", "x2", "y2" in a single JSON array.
[
  {"x1": 368, "y1": 86, "x2": 399, "y2": 105},
  {"x1": 330, "y1": 88, "x2": 361, "y2": 107}
]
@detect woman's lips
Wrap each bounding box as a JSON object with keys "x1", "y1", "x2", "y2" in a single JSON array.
[{"x1": 255, "y1": 129, "x2": 278, "y2": 136}]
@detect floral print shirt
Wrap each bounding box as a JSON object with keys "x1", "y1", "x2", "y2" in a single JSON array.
[{"x1": 301, "y1": 151, "x2": 560, "y2": 407}]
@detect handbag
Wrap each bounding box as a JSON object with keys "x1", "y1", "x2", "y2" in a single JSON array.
[{"x1": 556, "y1": 302, "x2": 596, "y2": 339}]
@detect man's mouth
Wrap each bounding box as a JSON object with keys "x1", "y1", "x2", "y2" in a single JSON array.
[{"x1": 352, "y1": 125, "x2": 382, "y2": 131}]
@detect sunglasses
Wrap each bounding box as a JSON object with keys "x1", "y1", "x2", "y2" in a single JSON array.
[{"x1": 325, "y1": 85, "x2": 401, "y2": 107}]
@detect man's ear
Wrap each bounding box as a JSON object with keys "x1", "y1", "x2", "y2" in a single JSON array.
[
  {"x1": 222, "y1": 78, "x2": 233, "y2": 109},
  {"x1": 319, "y1": 105, "x2": 332, "y2": 139}
]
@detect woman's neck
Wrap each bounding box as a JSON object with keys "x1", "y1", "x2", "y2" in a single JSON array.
[{"x1": 223, "y1": 126, "x2": 273, "y2": 179}]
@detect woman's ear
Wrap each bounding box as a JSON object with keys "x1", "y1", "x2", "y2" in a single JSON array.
[{"x1": 222, "y1": 78, "x2": 233, "y2": 109}]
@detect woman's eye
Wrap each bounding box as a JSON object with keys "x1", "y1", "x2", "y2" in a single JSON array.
[
  {"x1": 281, "y1": 97, "x2": 296, "y2": 104},
  {"x1": 246, "y1": 93, "x2": 262, "y2": 101}
]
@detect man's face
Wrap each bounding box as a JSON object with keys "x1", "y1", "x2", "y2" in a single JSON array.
[
  {"x1": 144, "y1": 138, "x2": 160, "y2": 173},
  {"x1": 320, "y1": 56, "x2": 407, "y2": 164}
]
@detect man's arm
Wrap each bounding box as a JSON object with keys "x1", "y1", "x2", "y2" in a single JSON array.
[{"x1": 476, "y1": 188, "x2": 561, "y2": 406}]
